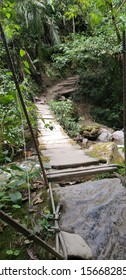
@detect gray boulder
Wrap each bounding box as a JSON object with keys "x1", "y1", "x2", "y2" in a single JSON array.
[
  {"x1": 97, "y1": 128, "x2": 112, "y2": 142},
  {"x1": 112, "y1": 130, "x2": 124, "y2": 144},
  {"x1": 54, "y1": 178, "x2": 126, "y2": 259}
]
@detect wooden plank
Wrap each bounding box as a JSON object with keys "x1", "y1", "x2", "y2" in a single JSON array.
[
  {"x1": 47, "y1": 166, "x2": 118, "y2": 182},
  {"x1": 39, "y1": 143, "x2": 81, "y2": 150},
  {"x1": 51, "y1": 159, "x2": 100, "y2": 170},
  {"x1": 38, "y1": 116, "x2": 54, "y2": 119},
  {"x1": 47, "y1": 164, "x2": 120, "y2": 175}
]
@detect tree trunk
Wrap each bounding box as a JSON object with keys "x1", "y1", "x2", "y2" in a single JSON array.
[{"x1": 109, "y1": 2, "x2": 121, "y2": 43}]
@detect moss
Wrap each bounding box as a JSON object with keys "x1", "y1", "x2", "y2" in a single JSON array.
[
  {"x1": 42, "y1": 155, "x2": 51, "y2": 163},
  {"x1": 82, "y1": 124, "x2": 100, "y2": 139},
  {"x1": 87, "y1": 142, "x2": 124, "y2": 164}
]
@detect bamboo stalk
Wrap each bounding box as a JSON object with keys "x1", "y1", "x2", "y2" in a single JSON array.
[
  {"x1": 123, "y1": 30, "x2": 126, "y2": 186},
  {"x1": 0, "y1": 210, "x2": 64, "y2": 260}
]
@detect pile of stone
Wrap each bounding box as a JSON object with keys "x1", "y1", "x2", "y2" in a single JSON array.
[{"x1": 81, "y1": 127, "x2": 124, "y2": 164}]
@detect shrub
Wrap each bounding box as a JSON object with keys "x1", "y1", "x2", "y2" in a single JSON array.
[{"x1": 49, "y1": 99, "x2": 83, "y2": 137}]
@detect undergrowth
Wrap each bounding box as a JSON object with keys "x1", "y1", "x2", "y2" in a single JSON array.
[{"x1": 49, "y1": 98, "x2": 83, "y2": 137}]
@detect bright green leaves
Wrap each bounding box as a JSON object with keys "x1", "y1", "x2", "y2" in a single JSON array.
[
  {"x1": 90, "y1": 12, "x2": 102, "y2": 26},
  {"x1": 0, "y1": 162, "x2": 41, "y2": 211},
  {"x1": 0, "y1": 67, "x2": 37, "y2": 163},
  {"x1": 0, "y1": 0, "x2": 20, "y2": 39},
  {"x1": 23, "y1": 59, "x2": 31, "y2": 75},
  {"x1": 23, "y1": 60, "x2": 31, "y2": 75},
  {"x1": 49, "y1": 99, "x2": 83, "y2": 137},
  {"x1": 23, "y1": 60, "x2": 29, "y2": 68},
  {"x1": 65, "y1": 4, "x2": 79, "y2": 20},
  {"x1": 5, "y1": 13, "x2": 11, "y2": 19},
  {"x1": 19, "y1": 50, "x2": 31, "y2": 75},
  {"x1": 24, "y1": 68, "x2": 31, "y2": 75},
  {"x1": 6, "y1": 249, "x2": 20, "y2": 257},
  {"x1": 19, "y1": 49, "x2": 26, "y2": 57}
]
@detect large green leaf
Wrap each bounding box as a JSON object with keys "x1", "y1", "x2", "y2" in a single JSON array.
[
  {"x1": 10, "y1": 164, "x2": 24, "y2": 171},
  {"x1": 9, "y1": 191, "x2": 22, "y2": 204},
  {"x1": 23, "y1": 60, "x2": 30, "y2": 69},
  {"x1": 8, "y1": 179, "x2": 26, "y2": 189}
]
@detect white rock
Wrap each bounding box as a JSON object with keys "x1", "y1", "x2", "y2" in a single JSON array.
[
  {"x1": 117, "y1": 145, "x2": 124, "y2": 159},
  {"x1": 82, "y1": 138, "x2": 88, "y2": 147},
  {"x1": 112, "y1": 131, "x2": 124, "y2": 144},
  {"x1": 61, "y1": 231, "x2": 93, "y2": 259},
  {"x1": 97, "y1": 128, "x2": 112, "y2": 142}
]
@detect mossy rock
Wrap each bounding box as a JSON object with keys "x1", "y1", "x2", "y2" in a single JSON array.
[
  {"x1": 82, "y1": 124, "x2": 100, "y2": 139},
  {"x1": 87, "y1": 142, "x2": 124, "y2": 164}
]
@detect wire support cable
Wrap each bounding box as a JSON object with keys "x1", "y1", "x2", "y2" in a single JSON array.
[{"x1": 48, "y1": 183, "x2": 67, "y2": 259}]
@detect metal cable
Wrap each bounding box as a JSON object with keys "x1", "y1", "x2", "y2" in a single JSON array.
[{"x1": 49, "y1": 183, "x2": 67, "y2": 259}]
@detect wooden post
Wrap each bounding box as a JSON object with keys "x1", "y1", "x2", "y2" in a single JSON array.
[{"x1": 123, "y1": 30, "x2": 126, "y2": 186}]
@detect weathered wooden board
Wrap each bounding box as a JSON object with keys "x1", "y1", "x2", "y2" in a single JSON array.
[
  {"x1": 47, "y1": 164, "x2": 119, "y2": 175},
  {"x1": 39, "y1": 143, "x2": 81, "y2": 150},
  {"x1": 47, "y1": 166, "x2": 118, "y2": 182}
]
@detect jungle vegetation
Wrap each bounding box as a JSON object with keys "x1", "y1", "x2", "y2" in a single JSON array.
[
  {"x1": 0, "y1": 0, "x2": 125, "y2": 163},
  {"x1": 0, "y1": 0, "x2": 126, "y2": 259}
]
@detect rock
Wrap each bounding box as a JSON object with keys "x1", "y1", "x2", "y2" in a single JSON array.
[
  {"x1": 97, "y1": 128, "x2": 112, "y2": 142},
  {"x1": 87, "y1": 142, "x2": 124, "y2": 164},
  {"x1": 54, "y1": 178, "x2": 126, "y2": 259},
  {"x1": 61, "y1": 231, "x2": 93, "y2": 259},
  {"x1": 117, "y1": 145, "x2": 124, "y2": 159},
  {"x1": 73, "y1": 135, "x2": 83, "y2": 143},
  {"x1": 112, "y1": 130, "x2": 124, "y2": 144},
  {"x1": 82, "y1": 138, "x2": 88, "y2": 147},
  {"x1": 82, "y1": 124, "x2": 100, "y2": 140}
]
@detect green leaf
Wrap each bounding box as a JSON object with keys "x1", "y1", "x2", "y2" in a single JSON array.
[
  {"x1": 24, "y1": 68, "x2": 31, "y2": 75},
  {"x1": 9, "y1": 180, "x2": 26, "y2": 189},
  {"x1": 44, "y1": 208, "x2": 51, "y2": 214},
  {"x1": 12, "y1": 204, "x2": 21, "y2": 209},
  {"x1": 6, "y1": 250, "x2": 13, "y2": 255},
  {"x1": 23, "y1": 60, "x2": 29, "y2": 69},
  {"x1": 6, "y1": 13, "x2": 11, "y2": 19},
  {"x1": 0, "y1": 192, "x2": 5, "y2": 198},
  {"x1": 9, "y1": 192, "x2": 22, "y2": 204},
  {"x1": 14, "y1": 250, "x2": 20, "y2": 256},
  {"x1": 10, "y1": 164, "x2": 24, "y2": 171},
  {"x1": 6, "y1": 71, "x2": 13, "y2": 76},
  {"x1": 5, "y1": 157, "x2": 11, "y2": 162},
  {"x1": 20, "y1": 49, "x2": 25, "y2": 57}
]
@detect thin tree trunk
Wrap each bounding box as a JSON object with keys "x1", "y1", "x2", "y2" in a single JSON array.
[
  {"x1": 72, "y1": 17, "x2": 76, "y2": 33},
  {"x1": 24, "y1": 48, "x2": 42, "y2": 84},
  {"x1": 109, "y1": 2, "x2": 121, "y2": 43},
  {"x1": 25, "y1": 49, "x2": 37, "y2": 73}
]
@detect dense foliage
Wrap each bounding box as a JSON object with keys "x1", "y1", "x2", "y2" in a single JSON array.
[
  {"x1": 49, "y1": 0, "x2": 125, "y2": 128},
  {"x1": 49, "y1": 98, "x2": 83, "y2": 137},
  {"x1": 0, "y1": 0, "x2": 126, "y2": 259},
  {"x1": 0, "y1": 0, "x2": 125, "y2": 187}
]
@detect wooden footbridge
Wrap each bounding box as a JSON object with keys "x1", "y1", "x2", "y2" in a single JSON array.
[{"x1": 36, "y1": 99, "x2": 118, "y2": 184}]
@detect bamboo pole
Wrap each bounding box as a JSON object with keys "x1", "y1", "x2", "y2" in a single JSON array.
[
  {"x1": 0, "y1": 210, "x2": 64, "y2": 260},
  {"x1": 0, "y1": 23, "x2": 49, "y2": 188},
  {"x1": 123, "y1": 30, "x2": 126, "y2": 186}
]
